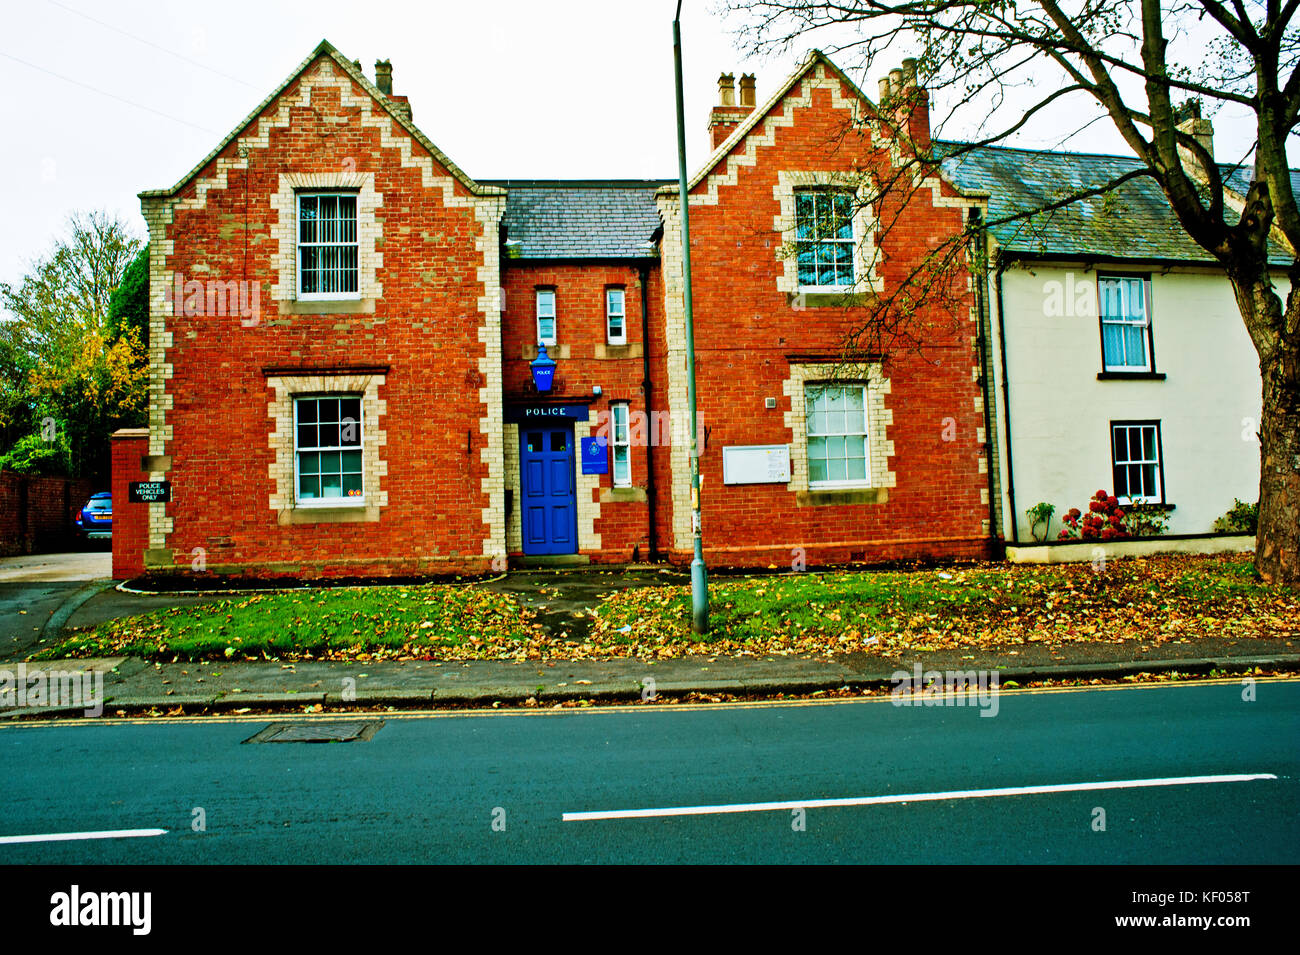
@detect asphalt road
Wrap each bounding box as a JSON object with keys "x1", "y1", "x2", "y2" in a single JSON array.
[{"x1": 1, "y1": 678, "x2": 1295, "y2": 864}]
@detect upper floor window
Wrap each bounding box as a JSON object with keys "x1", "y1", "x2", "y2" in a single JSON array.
[
  {"x1": 295, "y1": 395, "x2": 364, "y2": 505},
  {"x1": 795, "y1": 190, "x2": 855, "y2": 289},
  {"x1": 806, "y1": 383, "x2": 869, "y2": 488},
  {"x1": 536, "y1": 288, "x2": 556, "y2": 346},
  {"x1": 606, "y1": 287, "x2": 626, "y2": 345},
  {"x1": 298, "y1": 193, "x2": 359, "y2": 300},
  {"x1": 1099, "y1": 275, "x2": 1152, "y2": 371},
  {"x1": 1111, "y1": 421, "x2": 1163, "y2": 504}
]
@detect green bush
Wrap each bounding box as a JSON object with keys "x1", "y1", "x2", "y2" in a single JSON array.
[
  {"x1": 0, "y1": 431, "x2": 72, "y2": 476},
  {"x1": 1124, "y1": 504, "x2": 1170, "y2": 537},
  {"x1": 1213, "y1": 499, "x2": 1258, "y2": 535}
]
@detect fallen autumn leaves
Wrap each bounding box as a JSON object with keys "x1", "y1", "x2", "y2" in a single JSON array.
[{"x1": 34, "y1": 554, "x2": 1297, "y2": 664}]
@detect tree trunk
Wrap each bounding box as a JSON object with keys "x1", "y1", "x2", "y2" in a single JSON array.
[
  {"x1": 1256, "y1": 324, "x2": 1300, "y2": 586},
  {"x1": 1228, "y1": 262, "x2": 1300, "y2": 588}
]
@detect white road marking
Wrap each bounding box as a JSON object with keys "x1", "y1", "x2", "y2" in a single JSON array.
[
  {"x1": 562, "y1": 774, "x2": 1278, "y2": 821},
  {"x1": 0, "y1": 828, "x2": 167, "y2": 845}
]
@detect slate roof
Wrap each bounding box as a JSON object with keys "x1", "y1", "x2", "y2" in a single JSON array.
[
  {"x1": 482, "y1": 180, "x2": 670, "y2": 260},
  {"x1": 939, "y1": 140, "x2": 1295, "y2": 264}
]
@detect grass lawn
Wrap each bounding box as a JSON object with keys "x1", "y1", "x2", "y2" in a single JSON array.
[
  {"x1": 588, "y1": 554, "x2": 1300, "y2": 658},
  {"x1": 35, "y1": 554, "x2": 1298, "y2": 663},
  {"x1": 35, "y1": 585, "x2": 544, "y2": 662}
]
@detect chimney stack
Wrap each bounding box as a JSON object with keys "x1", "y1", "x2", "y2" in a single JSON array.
[
  {"x1": 1175, "y1": 100, "x2": 1214, "y2": 181},
  {"x1": 877, "y1": 59, "x2": 931, "y2": 156},
  {"x1": 708, "y1": 70, "x2": 758, "y2": 151},
  {"x1": 372, "y1": 59, "x2": 412, "y2": 123}
]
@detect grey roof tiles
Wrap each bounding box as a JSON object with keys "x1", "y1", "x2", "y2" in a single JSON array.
[
  {"x1": 939, "y1": 141, "x2": 1294, "y2": 264},
  {"x1": 483, "y1": 180, "x2": 669, "y2": 260}
]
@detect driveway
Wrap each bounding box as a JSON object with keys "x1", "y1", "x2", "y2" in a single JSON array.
[{"x1": 0, "y1": 551, "x2": 113, "y2": 662}]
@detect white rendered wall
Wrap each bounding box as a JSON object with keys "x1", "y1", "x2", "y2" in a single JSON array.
[{"x1": 992, "y1": 261, "x2": 1264, "y2": 541}]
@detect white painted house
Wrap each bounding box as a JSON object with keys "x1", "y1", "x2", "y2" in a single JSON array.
[{"x1": 943, "y1": 136, "x2": 1280, "y2": 544}]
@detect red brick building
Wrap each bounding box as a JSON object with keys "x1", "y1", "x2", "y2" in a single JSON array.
[{"x1": 113, "y1": 41, "x2": 993, "y2": 578}]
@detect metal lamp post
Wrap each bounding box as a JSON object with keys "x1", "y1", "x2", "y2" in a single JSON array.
[{"x1": 673, "y1": 0, "x2": 709, "y2": 633}]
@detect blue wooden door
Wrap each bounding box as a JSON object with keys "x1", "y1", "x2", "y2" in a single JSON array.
[{"x1": 520, "y1": 425, "x2": 578, "y2": 555}]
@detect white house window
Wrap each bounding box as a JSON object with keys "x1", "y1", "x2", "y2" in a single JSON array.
[
  {"x1": 295, "y1": 395, "x2": 364, "y2": 505},
  {"x1": 1099, "y1": 276, "x2": 1152, "y2": 371},
  {"x1": 796, "y1": 190, "x2": 855, "y2": 288},
  {"x1": 611, "y1": 402, "x2": 631, "y2": 487},
  {"x1": 536, "y1": 289, "x2": 556, "y2": 346},
  {"x1": 297, "y1": 193, "x2": 359, "y2": 300},
  {"x1": 806, "y1": 383, "x2": 869, "y2": 487},
  {"x1": 606, "y1": 287, "x2": 626, "y2": 345},
  {"x1": 1111, "y1": 422, "x2": 1162, "y2": 503}
]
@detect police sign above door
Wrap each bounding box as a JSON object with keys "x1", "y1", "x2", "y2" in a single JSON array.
[{"x1": 504, "y1": 402, "x2": 590, "y2": 423}]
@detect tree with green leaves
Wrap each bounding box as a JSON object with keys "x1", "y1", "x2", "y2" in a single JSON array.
[
  {"x1": 0, "y1": 211, "x2": 147, "y2": 482},
  {"x1": 725, "y1": 0, "x2": 1300, "y2": 586}
]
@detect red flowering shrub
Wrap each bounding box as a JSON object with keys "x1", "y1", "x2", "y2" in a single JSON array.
[{"x1": 1058, "y1": 491, "x2": 1129, "y2": 540}]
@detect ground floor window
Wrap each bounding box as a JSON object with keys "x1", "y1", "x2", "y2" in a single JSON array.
[
  {"x1": 295, "y1": 395, "x2": 364, "y2": 504},
  {"x1": 1111, "y1": 421, "x2": 1162, "y2": 503},
  {"x1": 611, "y1": 402, "x2": 631, "y2": 487},
  {"x1": 806, "y1": 383, "x2": 869, "y2": 488}
]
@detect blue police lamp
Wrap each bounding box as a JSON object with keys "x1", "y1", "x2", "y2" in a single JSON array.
[{"x1": 530, "y1": 343, "x2": 556, "y2": 391}]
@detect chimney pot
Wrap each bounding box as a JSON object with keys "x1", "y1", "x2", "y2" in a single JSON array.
[
  {"x1": 889, "y1": 68, "x2": 904, "y2": 95},
  {"x1": 902, "y1": 58, "x2": 918, "y2": 88},
  {"x1": 739, "y1": 73, "x2": 756, "y2": 108},
  {"x1": 878, "y1": 77, "x2": 892, "y2": 103},
  {"x1": 717, "y1": 72, "x2": 736, "y2": 107},
  {"x1": 375, "y1": 58, "x2": 393, "y2": 96}
]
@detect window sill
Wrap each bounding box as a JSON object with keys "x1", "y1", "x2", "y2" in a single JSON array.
[
  {"x1": 594, "y1": 343, "x2": 642, "y2": 360},
  {"x1": 790, "y1": 290, "x2": 873, "y2": 308},
  {"x1": 283, "y1": 298, "x2": 375, "y2": 315},
  {"x1": 523, "y1": 343, "x2": 571, "y2": 360},
  {"x1": 278, "y1": 504, "x2": 379, "y2": 524},
  {"x1": 1120, "y1": 502, "x2": 1175, "y2": 512},
  {"x1": 1098, "y1": 371, "x2": 1165, "y2": 380},
  {"x1": 600, "y1": 486, "x2": 647, "y2": 503},
  {"x1": 796, "y1": 487, "x2": 888, "y2": 507}
]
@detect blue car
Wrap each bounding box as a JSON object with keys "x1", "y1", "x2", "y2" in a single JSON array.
[{"x1": 76, "y1": 491, "x2": 113, "y2": 543}]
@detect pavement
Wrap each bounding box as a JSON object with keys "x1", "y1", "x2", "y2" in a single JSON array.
[
  {"x1": 1, "y1": 679, "x2": 1296, "y2": 863},
  {"x1": 2, "y1": 552, "x2": 1298, "y2": 717},
  {"x1": 3, "y1": 646, "x2": 1298, "y2": 718}
]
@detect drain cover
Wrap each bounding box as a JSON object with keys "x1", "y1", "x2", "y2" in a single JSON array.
[{"x1": 244, "y1": 720, "x2": 384, "y2": 744}]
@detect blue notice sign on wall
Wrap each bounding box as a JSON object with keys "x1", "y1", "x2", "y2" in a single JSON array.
[{"x1": 580, "y1": 436, "x2": 608, "y2": 474}]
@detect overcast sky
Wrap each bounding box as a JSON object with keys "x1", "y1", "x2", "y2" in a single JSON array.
[{"x1": 0, "y1": 0, "x2": 1276, "y2": 290}]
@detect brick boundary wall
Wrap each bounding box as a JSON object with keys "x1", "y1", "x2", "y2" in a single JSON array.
[
  {"x1": 0, "y1": 471, "x2": 97, "y2": 557},
  {"x1": 111, "y1": 429, "x2": 149, "y2": 579}
]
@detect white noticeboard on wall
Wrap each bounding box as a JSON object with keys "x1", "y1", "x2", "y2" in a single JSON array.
[{"x1": 722, "y1": 444, "x2": 791, "y2": 485}]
